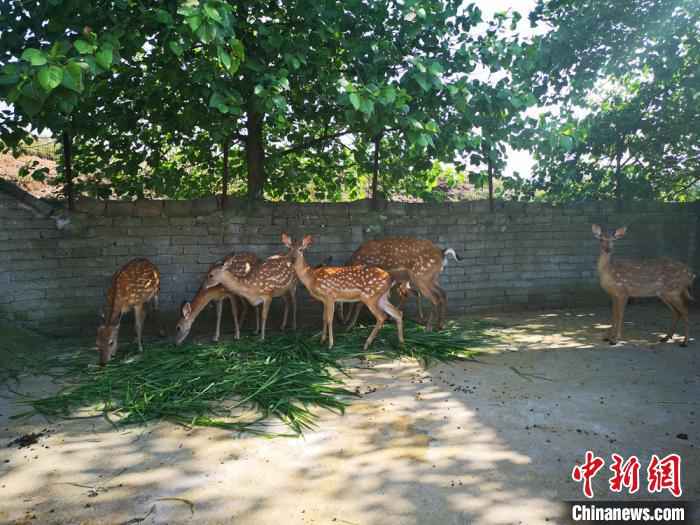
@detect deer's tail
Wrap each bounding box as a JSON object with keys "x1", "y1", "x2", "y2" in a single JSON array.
[{"x1": 442, "y1": 248, "x2": 463, "y2": 265}]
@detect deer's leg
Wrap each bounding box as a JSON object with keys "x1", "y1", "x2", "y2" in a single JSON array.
[
  {"x1": 413, "y1": 278, "x2": 441, "y2": 331},
  {"x1": 228, "y1": 295, "x2": 241, "y2": 340},
  {"x1": 669, "y1": 292, "x2": 690, "y2": 347},
  {"x1": 431, "y1": 282, "x2": 448, "y2": 330},
  {"x1": 280, "y1": 293, "x2": 290, "y2": 331},
  {"x1": 338, "y1": 303, "x2": 346, "y2": 324},
  {"x1": 238, "y1": 297, "x2": 248, "y2": 330},
  {"x1": 612, "y1": 295, "x2": 628, "y2": 344},
  {"x1": 416, "y1": 291, "x2": 424, "y2": 322},
  {"x1": 604, "y1": 296, "x2": 618, "y2": 342},
  {"x1": 213, "y1": 299, "x2": 223, "y2": 342},
  {"x1": 363, "y1": 299, "x2": 388, "y2": 351},
  {"x1": 290, "y1": 286, "x2": 297, "y2": 330},
  {"x1": 347, "y1": 303, "x2": 363, "y2": 331},
  {"x1": 151, "y1": 295, "x2": 166, "y2": 337},
  {"x1": 325, "y1": 299, "x2": 336, "y2": 349},
  {"x1": 133, "y1": 304, "x2": 147, "y2": 352},
  {"x1": 379, "y1": 292, "x2": 404, "y2": 345},
  {"x1": 659, "y1": 294, "x2": 680, "y2": 343},
  {"x1": 260, "y1": 298, "x2": 271, "y2": 341},
  {"x1": 321, "y1": 304, "x2": 328, "y2": 343}
]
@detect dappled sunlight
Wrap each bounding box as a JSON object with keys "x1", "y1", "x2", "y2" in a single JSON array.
[{"x1": 0, "y1": 303, "x2": 698, "y2": 523}]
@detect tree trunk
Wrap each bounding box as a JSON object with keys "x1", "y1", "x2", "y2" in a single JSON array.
[
  {"x1": 221, "y1": 137, "x2": 230, "y2": 209},
  {"x1": 614, "y1": 142, "x2": 623, "y2": 211},
  {"x1": 245, "y1": 110, "x2": 265, "y2": 201},
  {"x1": 371, "y1": 134, "x2": 381, "y2": 210},
  {"x1": 487, "y1": 152, "x2": 494, "y2": 213},
  {"x1": 62, "y1": 130, "x2": 74, "y2": 210}
]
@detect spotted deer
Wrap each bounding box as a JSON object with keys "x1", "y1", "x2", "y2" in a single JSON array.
[
  {"x1": 96, "y1": 258, "x2": 163, "y2": 365},
  {"x1": 175, "y1": 252, "x2": 263, "y2": 345},
  {"x1": 343, "y1": 238, "x2": 462, "y2": 330},
  {"x1": 204, "y1": 250, "x2": 298, "y2": 341},
  {"x1": 592, "y1": 225, "x2": 695, "y2": 346},
  {"x1": 283, "y1": 233, "x2": 404, "y2": 350}
]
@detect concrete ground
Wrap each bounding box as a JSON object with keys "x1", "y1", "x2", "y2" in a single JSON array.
[{"x1": 0, "y1": 303, "x2": 698, "y2": 525}]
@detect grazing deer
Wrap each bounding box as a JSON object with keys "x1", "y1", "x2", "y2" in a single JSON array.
[
  {"x1": 283, "y1": 233, "x2": 404, "y2": 350},
  {"x1": 343, "y1": 238, "x2": 462, "y2": 330},
  {"x1": 592, "y1": 224, "x2": 695, "y2": 346},
  {"x1": 175, "y1": 252, "x2": 262, "y2": 345},
  {"x1": 96, "y1": 258, "x2": 163, "y2": 365},
  {"x1": 204, "y1": 250, "x2": 298, "y2": 341}
]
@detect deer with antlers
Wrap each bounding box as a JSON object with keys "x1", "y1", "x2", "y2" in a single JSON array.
[
  {"x1": 283, "y1": 233, "x2": 404, "y2": 350},
  {"x1": 96, "y1": 258, "x2": 164, "y2": 365},
  {"x1": 342, "y1": 238, "x2": 462, "y2": 331},
  {"x1": 175, "y1": 252, "x2": 263, "y2": 345},
  {"x1": 592, "y1": 225, "x2": 695, "y2": 346},
  {"x1": 204, "y1": 250, "x2": 298, "y2": 341}
]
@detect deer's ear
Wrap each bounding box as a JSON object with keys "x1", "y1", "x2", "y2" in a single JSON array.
[
  {"x1": 221, "y1": 258, "x2": 234, "y2": 270},
  {"x1": 181, "y1": 302, "x2": 192, "y2": 318},
  {"x1": 613, "y1": 226, "x2": 627, "y2": 239},
  {"x1": 591, "y1": 224, "x2": 602, "y2": 239},
  {"x1": 301, "y1": 235, "x2": 313, "y2": 249},
  {"x1": 281, "y1": 232, "x2": 292, "y2": 247}
]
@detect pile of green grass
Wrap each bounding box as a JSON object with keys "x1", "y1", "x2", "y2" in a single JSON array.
[{"x1": 14, "y1": 321, "x2": 496, "y2": 435}]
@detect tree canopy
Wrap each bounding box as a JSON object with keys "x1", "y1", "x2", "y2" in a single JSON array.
[{"x1": 1, "y1": 0, "x2": 696, "y2": 205}]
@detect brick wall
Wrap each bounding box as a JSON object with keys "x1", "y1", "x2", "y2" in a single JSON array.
[{"x1": 1, "y1": 188, "x2": 698, "y2": 336}]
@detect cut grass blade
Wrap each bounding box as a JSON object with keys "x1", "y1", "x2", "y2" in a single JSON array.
[{"x1": 17, "y1": 320, "x2": 498, "y2": 435}]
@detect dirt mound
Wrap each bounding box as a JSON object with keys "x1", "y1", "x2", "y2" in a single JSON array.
[{"x1": 0, "y1": 153, "x2": 60, "y2": 199}]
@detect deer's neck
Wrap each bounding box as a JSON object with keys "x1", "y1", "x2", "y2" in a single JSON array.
[
  {"x1": 218, "y1": 272, "x2": 261, "y2": 302},
  {"x1": 597, "y1": 249, "x2": 613, "y2": 276},
  {"x1": 189, "y1": 286, "x2": 222, "y2": 320},
  {"x1": 293, "y1": 254, "x2": 316, "y2": 292},
  {"x1": 105, "y1": 286, "x2": 122, "y2": 327}
]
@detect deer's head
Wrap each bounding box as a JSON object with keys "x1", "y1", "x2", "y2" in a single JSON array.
[
  {"x1": 592, "y1": 224, "x2": 627, "y2": 254},
  {"x1": 174, "y1": 301, "x2": 194, "y2": 345},
  {"x1": 282, "y1": 233, "x2": 313, "y2": 263},
  {"x1": 96, "y1": 321, "x2": 120, "y2": 366}
]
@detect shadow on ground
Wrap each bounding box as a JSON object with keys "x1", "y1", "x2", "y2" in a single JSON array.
[{"x1": 0, "y1": 303, "x2": 698, "y2": 524}]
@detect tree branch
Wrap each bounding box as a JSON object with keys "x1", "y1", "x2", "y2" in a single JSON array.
[{"x1": 274, "y1": 130, "x2": 353, "y2": 157}]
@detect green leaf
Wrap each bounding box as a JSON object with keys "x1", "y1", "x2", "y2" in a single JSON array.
[
  {"x1": 96, "y1": 48, "x2": 113, "y2": 69},
  {"x1": 18, "y1": 95, "x2": 43, "y2": 117},
  {"x1": 349, "y1": 92, "x2": 361, "y2": 110},
  {"x1": 217, "y1": 46, "x2": 231, "y2": 70},
  {"x1": 57, "y1": 91, "x2": 79, "y2": 114},
  {"x1": 254, "y1": 84, "x2": 264, "y2": 96},
  {"x1": 186, "y1": 15, "x2": 202, "y2": 32},
  {"x1": 61, "y1": 62, "x2": 84, "y2": 93},
  {"x1": 155, "y1": 9, "x2": 173, "y2": 25},
  {"x1": 0, "y1": 64, "x2": 20, "y2": 86},
  {"x1": 37, "y1": 65, "x2": 63, "y2": 91},
  {"x1": 168, "y1": 41, "x2": 184, "y2": 57},
  {"x1": 21, "y1": 48, "x2": 47, "y2": 66},
  {"x1": 208, "y1": 92, "x2": 229, "y2": 113},
  {"x1": 429, "y1": 62, "x2": 444, "y2": 76},
  {"x1": 560, "y1": 136, "x2": 574, "y2": 152},
  {"x1": 415, "y1": 74, "x2": 431, "y2": 92},
  {"x1": 203, "y1": 3, "x2": 222, "y2": 22},
  {"x1": 74, "y1": 40, "x2": 94, "y2": 55}
]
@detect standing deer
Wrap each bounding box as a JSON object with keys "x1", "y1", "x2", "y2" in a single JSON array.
[
  {"x1": 175, "y1": 252, "x2": 262, "y2": 345},
  {"x1": 283, "y1": 233, "x2": 404, "y2": 350},
  {"x1": 343, "y1": 238, "x2": 462, "y2": 331},
  {"x1": 96, "y1": 258, "x2": 163, "y2": 365},
  {"x1": 204, "y1": 250, "x2": 298, "y2": 341},
  {"x1": 592, "y1": 224, "x2": 695, "y2": 346}
]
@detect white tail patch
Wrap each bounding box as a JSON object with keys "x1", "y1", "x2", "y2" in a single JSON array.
[{"x1": 442, "y1": 248, "x2": 461, "y2": 266}]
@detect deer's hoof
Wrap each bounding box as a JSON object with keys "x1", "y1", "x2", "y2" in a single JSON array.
[
  {"x1": 212, "y1": 337, "x2": 220, "y2": 343},
  {"x1": 680, "y1": 341, "x2": 688, "y2": 348}
]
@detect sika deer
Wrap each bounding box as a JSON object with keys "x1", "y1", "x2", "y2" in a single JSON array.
[
  {"x1": 97, "y1": 258, "x2": 163, "y2": 365},
  {"x1": 204, "y1": 251, "x2": 298, "y2": 341},
  {"x1": 175, "y1": 252, "x2": 261, "y2": 345},
  {"x1": 283, "y1": 233, "x2": 404, "y2": 350},
  {"x1": 344, "y1": 238, "x2": 462, "y2": 330},
  {"x1": 592, "y1": 224, "x2": 695, "y2": 346}
]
